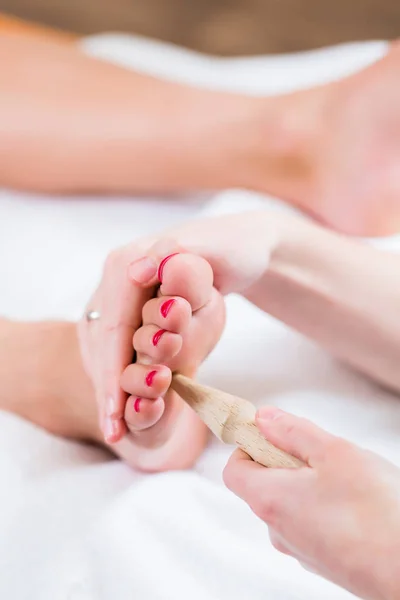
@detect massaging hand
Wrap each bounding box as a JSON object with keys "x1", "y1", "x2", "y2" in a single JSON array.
[{"x1": 224, "y1": 407, "x2": 400, "y2": 600}]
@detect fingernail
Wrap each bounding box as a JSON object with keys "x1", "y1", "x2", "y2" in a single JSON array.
[
  {"x1": 104, "y1": 417, "x2": 119, "y2": 442},
  {"x1": 145, "y1": 370, "x2": 157, "y2": 386},
  {"x1": 152, "y1": 329, "x2": 166, "y2": 346},
  {"x1": 256, "y1": 407, "x2": 285, "y2": 421},
  {"x1": 134, "y1": 397, "x2": 142, "y2": 413},
  {"x1": 158, "y1": 253, "x2": 179, "y2": 283},
  {"x1": 160, "y1": 299, "x2": 175, "y2": 318},
  {"x1": 105, "y1": 395, "x2": 118, "y2": 417},
  {"x1": 128, "y1": 256, "x2": 157, "y2": 284}
]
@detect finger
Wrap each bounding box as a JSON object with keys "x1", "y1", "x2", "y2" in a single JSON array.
[
  {"x1": 120, "y1": 363, "x2": 171, "y2": 398},
  {"x1": 256, "y1": 407, "x2": 336, "y2": 466},
  {"x1": 101, "y1": 244, "x2": 154, "y2": 443},
  {"x1": 133, "y1": 325, "x2": 182, "y2": 362},
  {"x1": 223, "y1": 449, "x2": 295, "y2": 526},
  {"x1": 142, "y1": 296, "x2": 192, "y2": 332}
]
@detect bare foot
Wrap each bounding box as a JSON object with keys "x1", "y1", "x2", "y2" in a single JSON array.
[
  {"x1": 116, "y1": 253, "x2": 225, "y2": 471},
  {"x1": 250, "y1": 43, "x2": 400, "y2": 236},
  {"x1": 311, "y1": 42, "x2": 400, "y2": 235},
  {"x1": 0, "y1": 254, "x2": 225, "y2": 472}
]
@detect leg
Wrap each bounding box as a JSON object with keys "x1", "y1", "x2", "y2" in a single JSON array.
[
  {"x1": 248, "y1": 42, "x2": 400, "y2": 235},
  {"x1": 0, "y1": 34, "x2": 258, "y2": 193},
  {"x1": 0, "y1": 318, "x2": 100, "y2": 442},
  {"x1": 2, "y1": 34, "x2": 400, "y2": 235}
]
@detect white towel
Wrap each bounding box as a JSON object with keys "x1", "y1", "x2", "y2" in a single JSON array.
[{"x1": 0, "y1": 35, "x2": 397, "y2": 600}]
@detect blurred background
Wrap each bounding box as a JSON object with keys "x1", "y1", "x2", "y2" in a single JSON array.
[{"x1": 0, "y1": 0, "x2": 399, "y2": 55}]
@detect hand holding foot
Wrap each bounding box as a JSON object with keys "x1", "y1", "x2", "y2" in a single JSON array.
[{"x1": 78, "y1": 245, "x2": 225, "y2": 471}]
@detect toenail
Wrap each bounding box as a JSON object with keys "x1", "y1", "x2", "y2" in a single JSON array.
[
  {"x1": 134, "y1": 397, "x2": 142, "y2": 413},
  {"x1": 152, "y1": 329, "x2": 166, "y2": 346},
  {"x1": 157, "y1": 253, "x2": 179, "y2": 283},
  {"x1": 160, "y1": 299, "x2": 175, "y2": 318},
  {"x1": 145, "y1": 370, "x2": 157, "y2": 386}
]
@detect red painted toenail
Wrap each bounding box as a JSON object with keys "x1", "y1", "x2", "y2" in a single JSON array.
[
  {"x1": 160, "y1": 299, "x2": 175, "y2": 318},
  {"x1": 157, "y1": 253, "x2": 179, "y2": 283},
  {"x1": 152, "y1": 329, "x2": 166, "y2": 346},
  {"x1": 134, "y1": 397, "x2": 142, "y2": 413},
  {"x1": 146, "y1": 370, "x2": 157, "y2": 386}
]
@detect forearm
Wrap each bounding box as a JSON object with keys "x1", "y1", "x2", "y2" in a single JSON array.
[
  {"x1": 0, "y1": 34, "x2": 259, "y2": 194},
  {"x1": 244, "y1": 214, "x2": 400, "y2": 391}
]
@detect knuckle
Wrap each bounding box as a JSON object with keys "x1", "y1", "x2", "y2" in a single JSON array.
[
  {"x1": 275, "y1": 414, "x2": 297, "y2": 437},
  {"x1": 252, "y1": 495, "x2": 280, "y2": 526}
]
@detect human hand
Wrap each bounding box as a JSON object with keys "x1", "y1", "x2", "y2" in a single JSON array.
[{"x1": 224, "y1": 407, "x2": 400, "y2": 600}]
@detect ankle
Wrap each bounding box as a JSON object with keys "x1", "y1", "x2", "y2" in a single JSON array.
[
  {"x1": 43, "y1": 321, "x2": 101, "y2": 442},
  {"x1": 0, "y1": 319, "x2": 100, "y2": 443},
  {"x1": 241, "y1": 85, "x2": 332, "y2": 204}
]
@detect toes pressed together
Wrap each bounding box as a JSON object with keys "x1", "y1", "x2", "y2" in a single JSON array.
[{"x1": 119, "y1": 252, "x2": 221, "y2": 440}]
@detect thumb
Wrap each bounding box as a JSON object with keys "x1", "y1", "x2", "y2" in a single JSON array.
[{"x1": 256, "y1": 407, "x2": 335, "y2": 467}]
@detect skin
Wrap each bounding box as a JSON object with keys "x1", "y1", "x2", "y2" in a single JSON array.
[
  {"x1": 77, "y1": 208, "x2": 400, "y2": 598},
  {"x1": 1, "y1": 33, "x2": 400, "y2": 235},
  {"x1": 88, "y1": 208, "x2": 400, "y2": 448},
  {"x1": 1, "y1": 32, "x2": 400, "y2": 598},
  {"x1": 2, "y1": 209, "x2": 400, "y2": 597},
  {"x1": 224, "y1": 408, "x2": 400, "y2": 600},
  {"x1": 80, "y1": 251, "x2": 225, "y2": 471}
]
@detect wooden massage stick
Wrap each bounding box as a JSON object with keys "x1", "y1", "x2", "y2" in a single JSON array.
[{"x1": 171, "y1": 374, "x2": 305, "y2": 469}]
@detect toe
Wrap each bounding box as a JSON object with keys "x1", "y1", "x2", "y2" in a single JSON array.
[
  {"x1": 120, "y1": 363, "x2": 171, "y2": 398},
  {"x1": 166, "y1": 287, "x2": 226, "y2": 374},
  {"x1": 142, "y1": 296, "x2": 192, "y2": 332},
  {"x1": 159, "y1": 254, "x2": 214, "y2": 311},
  {"x1": 124, "y1": 395, "x2": 165, "y2": 432},
  {"x1": 133, "y1": 324, "x2": 182, "y2": 362}
]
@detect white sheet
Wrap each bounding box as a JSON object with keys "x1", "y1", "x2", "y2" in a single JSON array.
[{"x1": 1, "y1": 35, "x2": 398, "y2": 600}]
